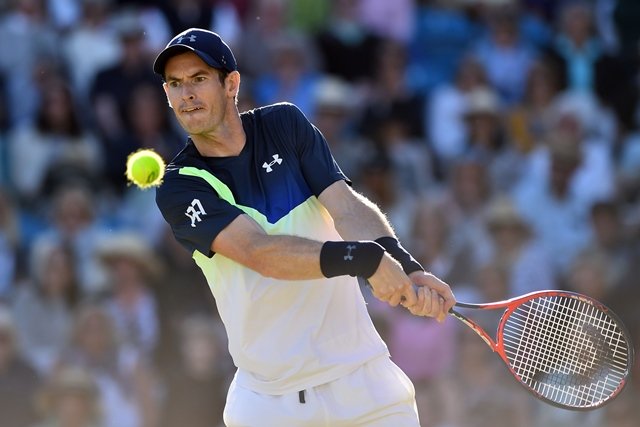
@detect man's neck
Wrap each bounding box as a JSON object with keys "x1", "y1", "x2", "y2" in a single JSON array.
[
  {"x1": 192, "y1": 135, "x2": 246, "y2": 157},
  {"x1": 191, "y1": 115, "x2": 246, "y2": 157}
]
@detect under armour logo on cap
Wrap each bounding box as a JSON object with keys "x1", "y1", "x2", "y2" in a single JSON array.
[
  {"x1": 176, "y1": 34, "x2": 197, "y2": 44},
  {"x1": 153, "y1": 28, "x2": 238, "y2": 77}
]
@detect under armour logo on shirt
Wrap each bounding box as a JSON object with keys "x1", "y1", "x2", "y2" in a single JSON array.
[
  {"x1": 176, "y1": 34, "x2": 197, "y2": 44},
  {"x1": 344, "y1": 244, "x2": 356, "y2": 261},
  {"x1": 185, "y1": 198, "x2": 207, "y2": 227},
  {"x1": 262, "y1": 154, "x2": 282, "y2": 173}
]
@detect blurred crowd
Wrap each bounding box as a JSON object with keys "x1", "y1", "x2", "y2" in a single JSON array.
[{"x1": 0, "y1": 0, "x2": 639, "y2": 426}]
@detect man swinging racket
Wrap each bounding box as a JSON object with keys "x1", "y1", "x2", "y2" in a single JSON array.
[{"x1": 153, "y1": 28, "x2": 456, "y2": 426}]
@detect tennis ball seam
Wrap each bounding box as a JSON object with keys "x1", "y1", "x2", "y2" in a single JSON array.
[{"x1": 125, "y1": 149, "x2": 166, "y2": 189}]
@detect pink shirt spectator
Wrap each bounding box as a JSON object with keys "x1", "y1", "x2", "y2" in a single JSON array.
[{"x1": 357, "y1": 0, "x2": 415, "y2": 42}]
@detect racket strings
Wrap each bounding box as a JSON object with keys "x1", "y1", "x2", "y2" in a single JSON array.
[{"x1": 501, "y1": 295, "x2": 630, "y2": 408}]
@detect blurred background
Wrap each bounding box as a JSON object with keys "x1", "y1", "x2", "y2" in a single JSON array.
[{"x1": 0, "y1": 0, "x2": 638, "y2": 426}]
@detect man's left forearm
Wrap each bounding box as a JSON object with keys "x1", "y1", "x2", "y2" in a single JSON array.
[{"x1": 326, "y1": 186, "x2": 396, "y2": 241}]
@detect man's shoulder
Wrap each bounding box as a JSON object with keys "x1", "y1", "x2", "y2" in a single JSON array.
[
  {"x1": 156, "y1": 143, "x2": 206, "y2": 199},
  {"x1": 243, "y1": 102, "x2": 305, "y2": 122},
  {"x1": 164, "y1": 140, "x2": 202, "y2": 170}
]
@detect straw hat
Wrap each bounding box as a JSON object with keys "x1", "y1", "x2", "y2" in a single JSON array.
[
  {"x1": 314, "y1": 77, "x2": 357, "y2": 111},
  {"x1": 546, "y1": 131, "x2": 582, "y2": 165},
  {"x1": 485, "y1": 196, "x2": 530, "y2": 232},
  {"x1": 37, "y1": 367, "x2": 100, "y2": 417},
  {"x1": 464, "y1": 87, "x2": 501, "y2": 118},
  {"x1": 96, "y1": 233, "x2": 162, "y2": 278}
]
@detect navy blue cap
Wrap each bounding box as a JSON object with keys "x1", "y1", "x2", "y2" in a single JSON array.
[{"x1": 153, "y1": 28, "x2": 237, "y2": 77}]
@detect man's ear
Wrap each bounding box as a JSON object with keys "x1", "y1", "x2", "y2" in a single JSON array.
[
  {"x1": 162, "y1": 82, "x2": 173, "y2": 109},
  {"x1": 227, "y1": 71, "x2": 241, "y2": 99}
]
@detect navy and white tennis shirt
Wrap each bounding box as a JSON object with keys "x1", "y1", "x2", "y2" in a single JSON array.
[{"x1": 156, "y1": 103, "x2": 388, "y2": 395}]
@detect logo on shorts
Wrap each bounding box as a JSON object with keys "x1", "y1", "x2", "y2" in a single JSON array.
[
  {"x1": 185, "y1": 198, "x2": 207, "y2": 228},
  {"x1": 262, "y1": 154, "x2": 282, "y2": 173}
]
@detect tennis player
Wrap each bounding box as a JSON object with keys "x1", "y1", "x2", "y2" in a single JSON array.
[{"x1": 153, "y1": 28, "x2": 456, "y2": 426}]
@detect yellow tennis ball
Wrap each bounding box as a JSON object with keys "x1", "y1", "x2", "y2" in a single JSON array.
[{"x1": 125, "y1": 149, "x2": 166, "y2": 189}]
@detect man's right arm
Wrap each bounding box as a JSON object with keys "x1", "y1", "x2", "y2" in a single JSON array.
[
  {"x1": 211, "y1": 214, "x2": 325, "y2": 280},
  {"x1": 157, "y1": 172, "x2": 416, "y2": 307},
  {"x1": 210, "y1": 212, "x2": 422, "y2": 308}
]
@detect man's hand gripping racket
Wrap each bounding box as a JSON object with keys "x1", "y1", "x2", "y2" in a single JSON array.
[{"x1": 445, "y1": 290, "x2": 634, "y2": 410}]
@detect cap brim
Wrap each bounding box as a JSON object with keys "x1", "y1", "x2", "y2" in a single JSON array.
[{"x1": 153, "y1": 44, "x2": 227, "y2": 77}]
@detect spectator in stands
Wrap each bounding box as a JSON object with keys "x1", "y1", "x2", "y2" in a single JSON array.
[
  {"x1": 359, "y1": 40, "x2": 426, "y2": 141},
  {"x1": 407, "y1": 0, "x2": 482, "y2": 93},
  {"x1": 61, "y1": 0, "x2": 121, "y2": 101},
  {"x1": 475, "y1": 259, "x2": 510, "y2": 303},
  {"x1": 96, "y1": 233, "x2": 161, "y2": 357},
  {"x1": 472, "y1": 5, "x2": 539, "y2": 105},
  {"x1": 512, "y1": 130, "x2": 592, "y2": 277},
  {"x1": 158, "y1": 0, "x2": 241, "y2": 46},
  {"x1": 567, "y1": 249, "x2": 613, "y2": 303},
  {"x1": 152, "y1": 226, "x2": 218, "y2": 372},
  {"x1": 436, "y1": 155, "x2": 494, "y2": 271},
  {"x1": 311, "y1": 76, "x2": 371, "y2": 180},
  {"x1": 0, "y1": 188, "x2": 20, "y2": 299},
  {"x1": 8, "y1": 78, "x2": 103, "y2": 208},
  {"x1": 372, "y1": 112, "x2": 435, "y2": 197},
  {"x1": 462, "y1": 85, "x2": 527, "y2": 194},
  {"x1": 506, "y1": 58, "x2": 563, "y2": 154},
  {"x1": 483, "y1": 195, "x2": 556, "y2": 296},
  {"x1": 357, "y1": 0, "x2": 415, "y2": 43},
  {"x1": 0, "y1": 305, "x2": 41, "y2": 427},
  {"x1": 521, "y1": 94, "x2": 617, "y2": 208},
  {"x1": 0, "y1": 0, "x2": 59, "y2": 126},
  {"x1": 31, "y1": 366, "x2": 103, "y2": 427},
  {"x1": 57, "y1": 303, "x2": 158, "y2": 427},
  {"x1": 252, "y1": 31, "x2": 321, "y2": 117},
  {"x1": 161, "y1": 314, "x2": 229, "y2": 427},
  {"x1": 544, "y1": 0, "x2": 603, "y2": 94},
  {"x1": 617, "y1": 128, "x2": 640, "y2": 203},
  {"x1": 12, "y1": 240, "x2": 80, "y2": 375},
  {"x1": 234, "y1": 0, "x2": 290, "y2": 79},
  {"x1": 582, "y1": 200, "x2": 637, "y2": 290},
  {"x1": 408, "y1": 199, "x2": 478, "y2": 292},
  {"x1": 89, "y1": 14, "x2": 159, "y2": 165},
  {"x1": 315, "y1": 0, "x2": 382, "y2": 84},
  {"x1": 33, "y1": 183, "x2": 109, "y2": 296},
  {"x1": 426, "y1": 55, "x2": 489, "y2": 174},
  {"x1": 355, "y1": 153, "x2": 418, "y2": 245}
]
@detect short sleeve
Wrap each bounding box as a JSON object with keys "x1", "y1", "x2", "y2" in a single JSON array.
[
  {"x1": 288, "y1": 105, "x2": 350, "y2": 195},
  {"x1": 156, "y1": 171, "x2": 243, "y2": 256}
]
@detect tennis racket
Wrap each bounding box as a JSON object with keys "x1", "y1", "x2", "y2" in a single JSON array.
[{"x1": 449, "y1": 290, "x2": 634, "y2": 410}]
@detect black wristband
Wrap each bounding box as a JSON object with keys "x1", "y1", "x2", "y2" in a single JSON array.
[
  {"x1": 320, "y1": 241, "x2": 385, "y2": 279},
  {"x1": 375, "y1": 236, "x2": 424, "y2": 275}
]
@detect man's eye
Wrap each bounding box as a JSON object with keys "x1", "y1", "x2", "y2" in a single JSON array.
[
  {"x1": 195, "y1": 76, "x2": 206, "y2": 83},
  {"x1": 168, "y1": 81, "x2": 180, "y2": 88}
]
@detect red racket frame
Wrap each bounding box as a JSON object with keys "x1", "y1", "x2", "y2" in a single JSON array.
[{"x1": 449, "y1": 290, "x2": 634, "y2": 410}]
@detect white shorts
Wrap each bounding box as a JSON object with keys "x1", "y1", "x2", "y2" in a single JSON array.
[{"x1": 223, "y1": 356, "x2": 419, "y2": 427}]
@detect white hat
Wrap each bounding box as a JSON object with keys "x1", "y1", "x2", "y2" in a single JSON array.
[
  {"x1": 96, "y1": 233, "x2": 162, "y2": 278},
  {"x1": 314, "y1": 76, "x2": 357, "y2": 111},
  {"x1": 464, "y1": 87, "x2": 501, "y2": 117},
  {"x1": 485, "y1": 196, "x2": 529, "y2": 232}
]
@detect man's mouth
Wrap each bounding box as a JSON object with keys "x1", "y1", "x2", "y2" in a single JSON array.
[{"x1": 182, "y1": 106, "x2": 203, "y2": 113}]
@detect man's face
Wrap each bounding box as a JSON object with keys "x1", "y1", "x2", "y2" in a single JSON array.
[{"x1": 163, "y1": 52, "x2": 228, "y2": 136}]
